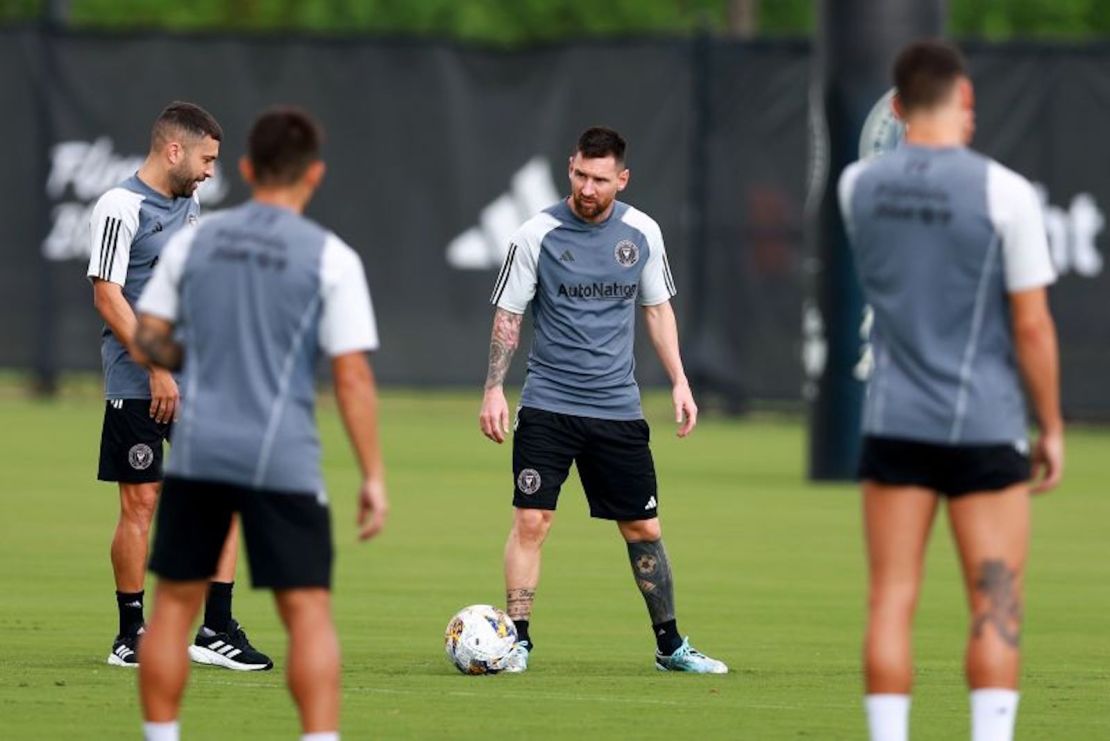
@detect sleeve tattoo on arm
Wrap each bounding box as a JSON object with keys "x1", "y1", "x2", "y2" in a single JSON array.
[
  {"x1": 485, "y1": 308, "x2": 523, "y2": 390},
  {"x1": 136, "y1": 322, "x2": 184, "y2": 372}
]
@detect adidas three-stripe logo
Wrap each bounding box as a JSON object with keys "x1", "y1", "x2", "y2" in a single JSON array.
[
  {"x1": 490, "y1": 242, "x2": 518, "y2": 305},
  {"x1": 206, "y1": 640, "x2": 242, "y2": 659},
  {"x1": 114, "y1": 644, "x2": 135, "y2": 660},
  {"x1": 97, "y1": 217, "x2": 123, "y2": 280}
]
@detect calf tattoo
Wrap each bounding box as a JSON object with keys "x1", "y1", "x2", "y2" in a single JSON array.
[
  {"x1": 506, "y1": 587, "x2": 536, "y2": 620},
  {"x1": 627, "y1": 540, "x2": 676, "y2": 624},
  {"x1": 971, "y1": 559, "x2": 1022, "y2": 648}
]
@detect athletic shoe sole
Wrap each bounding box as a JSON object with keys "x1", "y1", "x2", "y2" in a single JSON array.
[
  {"x1": 107, "y1": 652, "x2": 138, "y2": 667},
  {"x1": 654, "y1": 661, "x2": 728, "y2": 674},
  {"x1": 188, "y1": 644, "x2": 271, "y2": 671}
]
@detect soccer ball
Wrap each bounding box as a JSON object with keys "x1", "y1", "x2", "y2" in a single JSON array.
[
  {"x1": 443, "y1": 604, "x2": 517, "y2": 675},
  {"x1": 859, "y1": 88, "x2": 905, "y2": 159}
]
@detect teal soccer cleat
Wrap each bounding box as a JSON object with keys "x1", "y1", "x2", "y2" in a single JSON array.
[
  {"x1": 655, "y1": 637, "x2": 728, "y2": 674},
  {"x1": 499, "y1": 640, "x2": 531, "y2": 673}
]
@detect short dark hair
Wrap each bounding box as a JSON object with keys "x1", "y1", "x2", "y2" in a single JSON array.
[
  {"x1": 893, "y1": 39, "x2": 967, "y2": 113},
  {"x1": 151, "y1": 101, "x2": 222, "y2": 148},
  {"x1": 575, "y1": 127, "x2": 626, "y2": 165},
  {"x1": 247, "y1": 107, "x2": 324, "y2": 186}
]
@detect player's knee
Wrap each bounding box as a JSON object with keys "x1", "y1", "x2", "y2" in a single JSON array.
[
  {"x1": 619, "y1": 518, "x2": 661, "y2": 543},
  {"x1": 868, "y1": 582, "x2": 919, "y2": 621},
  {"x1": 119, "y1": 484, "x2": 158, "y2": 528},
  {"x1": 512, "y1": 509, "x2": 552, "y2": 546}
]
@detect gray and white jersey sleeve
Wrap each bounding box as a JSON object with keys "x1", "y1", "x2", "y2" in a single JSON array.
[
  {"x1": 987, "y1": 161, "x2": 1056, "y2": 292},
  {"x1": 136, "y1": 228, "x2": 195, "y2": 321},
  {"x1": 838, "y1": 160, "x2": 868, "y2": 239},
  {"x1": 87, "y1": 187, "x2": 143, "y2": 285},
  {"x1": 490, "y1": 214, "x2": 556, "y2": 314},
  {"x1": 623, "y1": 208, "x2": 675, "y2": 306},
  {"x1": 318, "y1": 234, "x2": 379, "y2": 357}
]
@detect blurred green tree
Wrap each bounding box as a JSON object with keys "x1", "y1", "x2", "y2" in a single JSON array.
[{"x1": 2, "y1": 0, "x2": 1109, "y2": 41}]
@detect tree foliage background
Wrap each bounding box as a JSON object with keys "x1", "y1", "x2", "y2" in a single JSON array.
[{"x1": 1, "y1": 0, "x2": 1109, "y2": 42}]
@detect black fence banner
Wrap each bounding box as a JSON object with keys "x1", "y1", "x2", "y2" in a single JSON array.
[{"x1": 0, "y1": 29, "x2": 1106, "y2": 418}]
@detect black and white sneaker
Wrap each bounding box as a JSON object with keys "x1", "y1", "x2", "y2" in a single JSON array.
[
  {"x1": 188, "y1": 619, "x2": 273, "y2": 671},
  {"x1": 107, "y1": 628, "x2": 143, "y2": 667}
]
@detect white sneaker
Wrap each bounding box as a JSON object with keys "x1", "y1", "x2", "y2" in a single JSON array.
[{"x1": 499, "y1": 641, "x2": 531, "y2": 673}]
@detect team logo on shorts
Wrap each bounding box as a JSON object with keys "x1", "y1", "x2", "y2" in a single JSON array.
[
  {"x1": 187, "y1": 213, "x2": 198, "y2": 226},
  {"x1": 128, "y1": 444, "x2": 154, "y2": 471},
  {"x1": 517, "y1": 468, "x2": 542, "y2": 495},
  {"x1": 635, "y1": 554, "x2": 658, "y2": 575},
  {"x1": 614, "y1": 240, "x2": 639, "y2": 267}
]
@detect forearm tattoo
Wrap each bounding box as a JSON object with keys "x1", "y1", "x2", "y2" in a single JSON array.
[
  {"x1": 506, "y1": 587, "x2": 536, "y2": 621},
  {"x1": 627, "y1": 540, "x2": 676, "y2": 624},
  {"x1": 135, "y1": 323, "x2": 183, "y2": 372},
  {"x1": 485, "y1": 309, "x2": 523, "y2": 390},
  {"x1": 971, "y1": 559, "x2": 1022, "y2": 648}
]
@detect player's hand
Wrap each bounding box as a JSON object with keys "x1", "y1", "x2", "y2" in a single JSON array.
[
  {"x1": 148, "y1": 367, "x2": 179, "y2": 424},
  {"x1": 479, "y1": 386, "x2": 511, "y2": 444},
  {"x1": 1030, "y1": 429, "x2": 1064, "y2": 494},
  {"x1": 673, "y1": 380, "x2": 697, "y2": 438},
  {"x1": 357, "y1": 476, "x2": 389, "y2": 541}
]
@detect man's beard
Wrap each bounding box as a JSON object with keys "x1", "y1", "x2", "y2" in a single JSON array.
[
  {"x1": 168, "y1": 168, "x2": 200, "y2": 198},
  {"x1": 572, "y1": 192, "x2": 610, "y2": 219}
]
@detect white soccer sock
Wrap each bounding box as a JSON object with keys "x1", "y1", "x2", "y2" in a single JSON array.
[
  {"x1": 864, "y1": 694, "x2": 910, "y2": 741},
  {"x1": 301, "y1": 733, "x2": 339, "y2": 741},
  {"x1": 971, "y1": 688, "x2": 1019, "y2": 741},
  {"x1": 142, "y1": 720, "x2": 179, "y2": 741}
]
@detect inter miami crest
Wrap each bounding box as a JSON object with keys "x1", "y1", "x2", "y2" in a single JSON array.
[
  {"x1": 516, "y1": 468, "x2": 541, "y2": 495},
  {"x1": 614, "y1": 240, "x2": 639, "y2": 267},
  {"x1": 128, "y1": 443, "x2": 154, "y2": 470}
]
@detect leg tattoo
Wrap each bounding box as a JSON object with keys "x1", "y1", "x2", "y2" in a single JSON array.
[
  {"x1": 971, "y1": 559, "x2": 1022, "y2": 648},
  {"x1": 627, "y1": 540, "x2": 676, "y2": 624},
  {"x1": 506, "y1": 588, "x2": 536, "y2": 621}
]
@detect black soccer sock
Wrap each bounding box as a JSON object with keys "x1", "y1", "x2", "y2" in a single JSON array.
[
  {"x1": 652, "y1": 619, "x2": 683, "y2": 656},
  {"x1": 513, "y1": 619, "x2": 532, "y2": 648},
  {"x1": 204, "y1": 581, "x2": 234, "y2": 632},
  {"x1": 116, "y1": 590, "x2": 144, "y2": 636}
]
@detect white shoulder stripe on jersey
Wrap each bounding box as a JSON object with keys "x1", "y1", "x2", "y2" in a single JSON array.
[
  {"x1": 490, "y1": 243, "x2": 518, "y2": 306},
  {"x1": 99, "y1": 217, "x2": 119, "y2": 279}
]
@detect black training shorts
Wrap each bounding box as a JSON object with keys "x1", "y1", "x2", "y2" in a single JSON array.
[
  {"x1": 149, "y1": 476, "x2": 333, "y2": 589},
  {"x1": 511, "y1": 406, "x2": 659, "y2": 521},
  {"x1": 97, "y1": 399, "x2": 171, "y2": 483},
  {"x1": 858, "y1": 435, "x2": 1031, "y2": 497}
]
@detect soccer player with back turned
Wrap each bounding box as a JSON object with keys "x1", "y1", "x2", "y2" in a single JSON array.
[
  {"x1": 87, "y1": 102, "x2": 271, "y2": 671},
  {"x1": 839, "y1": 41, "x2": 1063, "y2": 741},
  {"x1": 133, "y1": 107, "x2": 387, "y2": 741},
  {"x1": 480, "y1": 127, "x2": 727, "y2": 674}
]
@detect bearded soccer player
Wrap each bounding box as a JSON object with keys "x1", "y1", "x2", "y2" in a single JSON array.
[
  {"x1": 133, "y1": 107, "x2": 387, "y2": 741},
  {"x1": 839, "y1": 41, "x2": 1063, "y2": 741},
  {"x1": 87, "y1": 101, "x2": 271, "y2": 671},
  {"x1": 479, "y1": 127, "x2": 727, "y2": 674}
]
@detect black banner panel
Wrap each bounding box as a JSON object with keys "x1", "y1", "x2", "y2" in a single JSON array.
[{"x1": 0, "y1": 29, "x2": 1107, "y2": 417}]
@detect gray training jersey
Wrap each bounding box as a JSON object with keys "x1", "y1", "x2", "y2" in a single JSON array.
[
  {"x1": 839, "y1": 145, "x2": 1055, "y2": 445},
  {"x1": 137, "y1": 201, "x2": 379, "y2": 495},
  {"x1": 491, "y1": 199, "x2": 676, "y2": 420},
  {"x1": 86, "y1": 174, "x2": 201, "y2": 399}
]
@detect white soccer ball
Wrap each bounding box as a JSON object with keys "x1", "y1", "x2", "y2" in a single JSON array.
[
  {"x1": 859, "y1": 88, "x2": 905, "y2": 160},
  {"x1": 443, "y1": 604, "x2": 517, "y2": 675}
]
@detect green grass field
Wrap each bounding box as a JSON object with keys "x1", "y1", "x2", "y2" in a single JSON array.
[{"x1": 1, "y1": 387, "x2": 1107, "y2": 739}]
